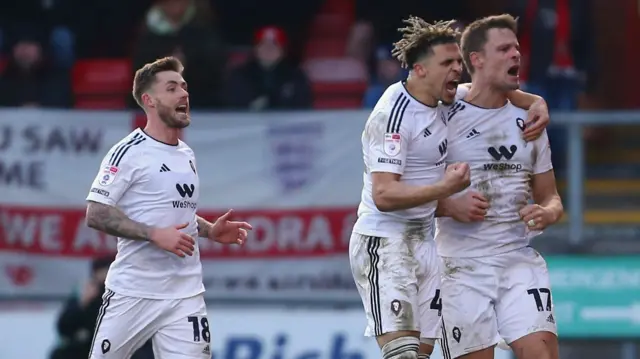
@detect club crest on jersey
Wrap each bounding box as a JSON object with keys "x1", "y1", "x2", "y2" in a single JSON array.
[
  {"x1": 189, "y1": 160, "x2": 196, "y2": 174},
  {"x1": 99, "y1": 165, "x2": 119, "y2": 186},
  {"x1": 384, "y1": 133, "x2": 401, "y2": 156},
  {"x1": 516, "y1": 117, "x2": 526, "y2": 132}
]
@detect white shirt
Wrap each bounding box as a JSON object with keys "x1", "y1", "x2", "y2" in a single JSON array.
[
  {"x1": 86, "y1": 128, "x2": 204, "y2": 299},
  {"x1": 435, "y1": 100, "x2": 553, "y2": 257},
  {"x1": 353, "y1": 82, "x2": 462, "y2": 239}
]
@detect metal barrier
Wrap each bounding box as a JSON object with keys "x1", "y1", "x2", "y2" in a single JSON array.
[{"x1": 558, "y1": 111, "x2": 640, "y2": 244}]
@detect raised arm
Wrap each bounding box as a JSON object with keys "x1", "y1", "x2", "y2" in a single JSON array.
[
  {"x1": 460, "y1": 84, "x2": 549, "y2": 141},
  {"x1": 506, "y1": 90, "x2": 544, "y2": 110}
]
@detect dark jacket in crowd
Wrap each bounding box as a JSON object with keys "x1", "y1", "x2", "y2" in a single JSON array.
[
  {"x1": 227, "y1": 59, "x2": 312, "y2": 110},
  {"x1": 49, "y1": 288, "x2": 154, "y2": 359}
]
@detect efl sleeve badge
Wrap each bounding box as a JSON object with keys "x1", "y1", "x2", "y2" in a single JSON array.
[{"x1": 383, "y1": 133, "x2": 402, "y2": 157}]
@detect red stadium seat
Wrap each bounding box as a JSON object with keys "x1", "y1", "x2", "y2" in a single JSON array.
[
  {"x1": 309, "y1": 14, "x2": 351, "y2": 38},
  {"x1": 72, "y1": 59, "x2": 131, "y2": 109},
  {"x1": 72, "y1": 59, "x2": 131, "y2": 95},
  {"x1": 227, "y1": 48, "x2": 251, "y2": 69},
  {"x1": 304, "y1": 58, "x2": 368, "y2": 109},
  {"x1": 74, "y1": 96, "x2": 127, "y2": 110},
  {"x1": 304, "y1": 57, "x2": 368, "y2": 83},
  {"x1": 311, "y1": 81, "x2": 368, "y2": 109},
  {"x1": 304, "y1": 38, "x2": 347, "y2": 58}
]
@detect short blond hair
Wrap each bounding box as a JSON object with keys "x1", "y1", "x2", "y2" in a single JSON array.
[
  {"x1": 132, "y1": 57, "x2": 184, "y2": 108},
  {"x1": 392, "y1": 16, "x2": 460, "y2": 69},
  {"x1": 460, "y1": 14, "x2": 519, "y2": 74}
]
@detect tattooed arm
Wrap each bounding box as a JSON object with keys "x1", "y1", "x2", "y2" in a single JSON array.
[
  {"x1": 86, "y1": 201, "x2": 153, "y2": 240},
  {"x1": 196, "y1": 216, "x2": 213, "y2": 238}
]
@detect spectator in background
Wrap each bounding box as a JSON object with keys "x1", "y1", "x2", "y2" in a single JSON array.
[
  {"x1": 347, "y1": 0, "x2": 472, "y2": 73},
  {"x1": 213, "y1": 0, "x2": 323, "y2": 64},
  {"x1": 50, "y1": 255, "x2": 154, "y2": 359},
  {"x1": 131, "y1": 0, "x2": 226, "y2": 109},
  {"x1": 510, "y1": 0, "x2": 595, "y2": 174},
  {"x1": 0, "y1": 31, "x2": 72, "y2": 108},
  {"x1": 0, "y1": 0, "x2": 76, "y2": 68},
  {"x1": 362, "y1": 45, "x2": 405, "y2": 108},
  {"x1": 227, "y1": 26, "x2": 312, "y2": 111}
]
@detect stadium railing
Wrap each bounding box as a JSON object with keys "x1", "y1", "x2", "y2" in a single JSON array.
[{"x1": 557, "y1": 111, "x2": 640, "y2": 244}]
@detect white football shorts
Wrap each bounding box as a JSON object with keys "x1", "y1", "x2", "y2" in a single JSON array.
[
  {"x1": 89, "y1": 290, "x2": 211, "y2": 359},
  {"x1": 439, "y1": 246, "x2": 557, "y2": 359},
  {"x1": 349, "y1": 232, "x2": 443, "y2": 341}
]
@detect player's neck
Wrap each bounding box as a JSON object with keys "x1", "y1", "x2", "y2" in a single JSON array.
[
  {"x1": 465, "y1": 79, "x2": 508, "y2": 109},
  {"x1": 143, "y1": 119, "x2": 180, "y2": 146},
  {"x1": 405, "y1": 78, "x2": 438, "y2": 107}
]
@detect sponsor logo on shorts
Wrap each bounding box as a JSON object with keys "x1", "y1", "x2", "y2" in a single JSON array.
[
  {"x1": 377, "y1": 157, "x2": 402, "y2": 165},
  {"x1": 90, "y1": 187, "x2": 110, "y2": 197},
  {"x1": 101, "y1": 339, "x2": 111, "y2": 354},
  {"x1": 452, "y1": 327, "x2": 461, "y2": 343},
  {"x1": 390, "y1": 299, "x2": 402, "y2": 315}
]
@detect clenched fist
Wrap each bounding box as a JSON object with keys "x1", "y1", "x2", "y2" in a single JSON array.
[{"x1": 442, "y1": 162, "x2": 471, "y2": 196}]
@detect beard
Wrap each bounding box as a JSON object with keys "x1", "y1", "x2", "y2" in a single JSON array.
[{"x1": 157, "y1": 101, "x2": 190, "y2": 129}]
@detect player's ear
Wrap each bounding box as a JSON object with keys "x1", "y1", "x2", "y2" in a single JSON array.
[
  {"x1": 412, "y1": 57, "x2": 429, "y2": 77},
  {"x1": 412, "y1": 63, "x2": 424, "y2": 77},
  {"x1": 141, "y1": 92, "x2": 155, "y2": 108},
  {"x1": 469, "y1": 51, "x2": 482, "y2": 71}
]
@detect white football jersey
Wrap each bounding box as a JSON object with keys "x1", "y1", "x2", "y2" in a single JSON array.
[
  {"x1": 435, "y1": 100, "x2": 553, "y2": 257},
  {"x1": 86, "y1": 128, "x2": 204, "y2": 299},
  {"x1": 353, "y1": 82, "x2": 460, "y2": 239}
]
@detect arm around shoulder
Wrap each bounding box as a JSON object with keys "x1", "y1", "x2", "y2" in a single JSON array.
[{"x1": 507, "y1": 90, "x2": 544, "y2": 110}]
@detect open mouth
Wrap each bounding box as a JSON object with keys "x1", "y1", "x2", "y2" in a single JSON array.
[
  {"x1": 507, "y1": 65, "x2": 520, "y2": 77},
  {"x1": 175, "y1": 105, "x2": 188, "y2": 114},
  {"x1": 445, "y1": 79, "x2": 459, "y2": 94}
]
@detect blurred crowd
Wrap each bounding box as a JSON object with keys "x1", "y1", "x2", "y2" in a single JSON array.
[{"x1": 0, "y1": 0, "x2": 599, "y2": 113}]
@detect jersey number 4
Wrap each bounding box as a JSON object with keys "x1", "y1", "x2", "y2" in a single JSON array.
[
  {"x1": 187, "y1": 316, "x2": 211, "y2": 343},
  {"x1": 430, "y1": 289, "x2": 442, "y2": 314}
]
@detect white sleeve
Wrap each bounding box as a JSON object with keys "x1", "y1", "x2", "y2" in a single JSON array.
[
  {"x1": 86, "y1": 144, "x2": 140, "y2": 206},
  {"x1": 533, "y1": 130, "x2": 554, "y2": 174},
  {"x1": 367, "y1": 110, "x2": 412, "y2": 175},
  {"x1": 455, "y1": 84, "x2": 469, "y2": 101}
]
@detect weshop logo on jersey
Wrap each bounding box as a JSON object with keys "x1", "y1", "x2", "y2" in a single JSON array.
[
  {"x1": 483, "y1": 145, "x2": 523, "y2": 171},
  {"x1": 174, "y1": 183, "x2": 197, "y2": 209}
]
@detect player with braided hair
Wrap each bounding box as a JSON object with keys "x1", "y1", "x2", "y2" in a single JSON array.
[{"x1": 349, "y1": 15, "x2": 550, "y2": 359}]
